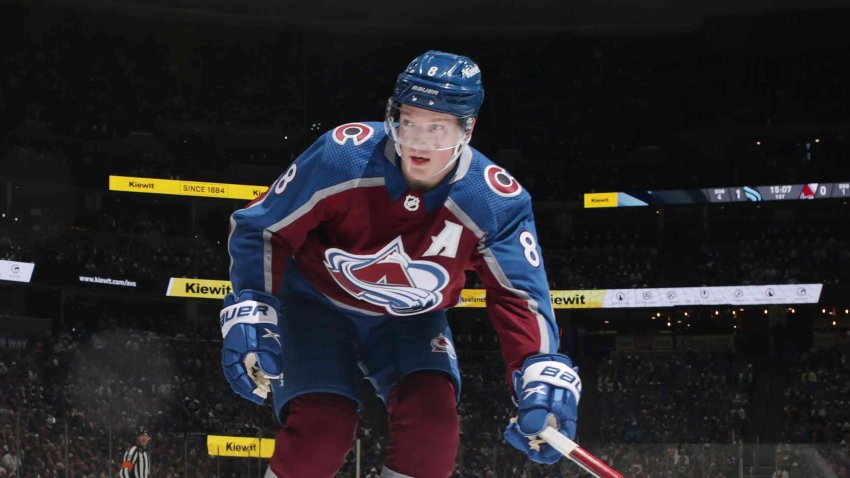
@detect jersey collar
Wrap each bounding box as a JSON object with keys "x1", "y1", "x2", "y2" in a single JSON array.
[{"x1": 382, "y1": 138, "x2": 472, "y2": 212}]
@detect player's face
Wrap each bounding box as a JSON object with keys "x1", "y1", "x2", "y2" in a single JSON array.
[
  {"x1": 397, "y1": 104, "x2": 470, "y2": 191},
  {"x1": 138, "y1": 434, "x2": 151, "y2": 447}
]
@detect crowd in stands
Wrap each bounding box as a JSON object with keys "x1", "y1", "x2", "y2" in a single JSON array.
[
  {"x1": 3, "y1": 5, "x2": 850, "y2": 192},
  {"x1": 0, "y1": 303, "x2": 262, "y2": 477},
  {"x1": 2, "y1": 285, "x2": 849, "y2": 476},
  {"x1": 779, "y1": 348, "x2": 850, "y2": 444},
  {"x1": 5, "y1": 314, "x2": 848, "y2": 477},
  {"x1": 595, "y1": 351, "x2": 753, "y2": 444}
]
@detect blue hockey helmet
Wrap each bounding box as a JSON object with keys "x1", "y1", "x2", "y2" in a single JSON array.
[
  {"x1": 385, "y1": 51, "x2": 484, "y2": 168},
  {"x1": 390, "y1": 50, "x2": 484, "y2": 118}
]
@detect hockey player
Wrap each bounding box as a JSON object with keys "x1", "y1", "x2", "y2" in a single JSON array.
[{"x1": 222, "y1": 50, "x2": 581, "y2": 477}]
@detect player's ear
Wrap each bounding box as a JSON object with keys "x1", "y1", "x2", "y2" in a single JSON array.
[{"x1": 465, "y1": 116, "x2": 477, "y2": 138}]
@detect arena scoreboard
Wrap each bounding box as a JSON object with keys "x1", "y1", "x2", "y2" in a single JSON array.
[{"x1": 585, "y1": 181, "x2": 850, "y2": 208}]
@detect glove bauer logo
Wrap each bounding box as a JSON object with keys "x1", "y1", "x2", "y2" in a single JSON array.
[
  {"x1": 324, "y1": 237, "x2": 449, "y2": 316},
  {"x1": 219, "y1": 303, "x2": 271, "y2": 328}
]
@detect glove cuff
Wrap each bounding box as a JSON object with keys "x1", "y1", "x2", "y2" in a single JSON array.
[
  {"x1": 223, "y1": 289, "x2": 280, "y2": 309},
  {"x1": 522, "y1": 353, "x2": 573, "y2": 369}
]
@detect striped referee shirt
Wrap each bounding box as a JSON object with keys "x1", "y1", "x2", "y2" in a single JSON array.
[{"x1": 119, "y1": 445, "x2": 150, "y2": 478}]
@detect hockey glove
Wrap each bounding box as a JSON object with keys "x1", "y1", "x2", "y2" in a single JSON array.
[
  {"x1": 220, "y1": 290, "x2": 283, "y2": 405},
  {"x1": 503, "y1": 353, "x2": 581, "y2": 464}
]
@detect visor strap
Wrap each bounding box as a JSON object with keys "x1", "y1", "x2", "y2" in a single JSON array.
[{"x1": 425, "y1": 138, "x2": 467, "y2": 179}]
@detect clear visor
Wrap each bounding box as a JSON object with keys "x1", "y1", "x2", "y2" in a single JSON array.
[{"x1": 385, "y1": 102, "x2": 474, "y2": 152}]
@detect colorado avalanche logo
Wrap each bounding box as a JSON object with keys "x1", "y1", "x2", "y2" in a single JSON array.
[
  {"x1": 431, "y1": 333, "x2": 457, "y2": 359},
  {"x1": 324, "y1": 237, "x2": 449, "y2": 316}
]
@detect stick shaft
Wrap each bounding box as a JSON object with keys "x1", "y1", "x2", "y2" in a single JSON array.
[{"x1": 539, "y1": 427, "x2": 624, "y2": 478}]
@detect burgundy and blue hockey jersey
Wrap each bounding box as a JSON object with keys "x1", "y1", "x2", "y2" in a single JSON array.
[{"x1": 228, "y1": 121, "x2": 558, "y2": 374}]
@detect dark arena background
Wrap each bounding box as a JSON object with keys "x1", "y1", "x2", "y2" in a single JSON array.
[{"x1": 2, "y1": 0, "x2": 850, "y2": 476}]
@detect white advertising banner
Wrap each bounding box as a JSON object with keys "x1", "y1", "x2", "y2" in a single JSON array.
[
  {"x1": 0, "y1": 260, "x2": 35, "y2": 283},
  {"x1": 602, "y1": 283, "x2": 822, "y2": 308}
]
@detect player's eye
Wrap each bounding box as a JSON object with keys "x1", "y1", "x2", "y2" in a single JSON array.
[{"x1": 429, "y1": 124, "x2": 445, "y2": 133}]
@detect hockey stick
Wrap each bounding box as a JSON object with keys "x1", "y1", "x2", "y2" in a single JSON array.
[{"x1": 539, "y1": 427, "x2": 624, "y2": 478}]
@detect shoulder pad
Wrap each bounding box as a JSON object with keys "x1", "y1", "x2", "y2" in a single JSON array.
[
  {"x1": 449, "y1": 151, "x2": 532, "y2": 237},
  {"x1": 328, "y1": 122, "x2": 384, "y2": 148}
]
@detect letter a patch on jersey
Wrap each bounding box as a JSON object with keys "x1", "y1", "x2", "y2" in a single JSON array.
[
  {"x1": 423, "y1": 220, "x2": 463, "y2": 259},
  {"x1": 324, "y1": 237, "x2": 449, "y2": 316}
]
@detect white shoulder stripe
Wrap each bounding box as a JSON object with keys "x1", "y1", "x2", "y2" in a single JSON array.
[
  {"x1": 228, "y1": 193, "x2": 273, "y2": 288},
  {"x1": 445, "y1": 198, "x2": 550, "y2": 354},
  {"x1": 262, "y1": 177, "x2": 385, "y2": 294}
]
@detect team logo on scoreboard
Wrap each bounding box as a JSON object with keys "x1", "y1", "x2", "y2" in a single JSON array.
[
  {"x1": 799, "y1": 183, "x2": 818, "y2": 200},
  {"x1": 324, "y1": 237, "x2": 449, "y2": 316}
]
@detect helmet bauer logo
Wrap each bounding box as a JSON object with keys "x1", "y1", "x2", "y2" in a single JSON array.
[{"x1": 324, "y1": 237, "x2": 449, "y2": 316}]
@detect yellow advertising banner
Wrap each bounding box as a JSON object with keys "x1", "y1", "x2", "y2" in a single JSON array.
[
  {"x1": 458, "y1": 289, "x2": 605, "y2": 309},
  {"x1": 583, "y1": 192, "x2": 618, "y2": 208},
  {"x1": 207, "y1": 435, "x2": 275, "y2": 458},
  {"x1": 549, "y1": 290, "x2": 606, "y2": 308},
  {"x1": 109, "y1": 175, "x2": 267, "y2": 200},
  {"x1": 164, "y1": 281, "x2": 607, "y2": 308},
  {"x1": 166, "y1": 278, "x2": 233, "y2": 299},
  {"x1": 458, "y1": 289, "x2": 487, "y2": 307}
]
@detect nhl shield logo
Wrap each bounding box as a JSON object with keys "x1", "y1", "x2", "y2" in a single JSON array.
[
  {"x1": 324, "y1": 237, "x2": 449, "y2": 316},
  {"x1": 403, "y1": 194, "x2": 420, "y2": 212}
]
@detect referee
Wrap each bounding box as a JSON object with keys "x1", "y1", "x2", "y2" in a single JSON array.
[{"x1": 119, "y1": 427, "x2": 151, "y2": 478}]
